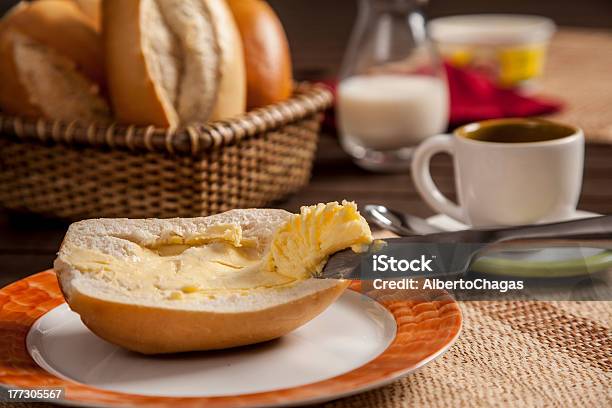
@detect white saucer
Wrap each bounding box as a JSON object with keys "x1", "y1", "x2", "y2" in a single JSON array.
[
  {"x1": 426, "y1": 211, "x2": 612, "y2": 278},
  {"x1": 426, "y1": 210, "x2": 600, "y2": 232},
  {"x1": 27, "y1": 291, "x2": 396, "y2": 399}
]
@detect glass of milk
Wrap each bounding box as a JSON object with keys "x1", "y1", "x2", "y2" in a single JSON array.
[{"x1": 337, "y1": 0, "x2": 449, "y2": 172}]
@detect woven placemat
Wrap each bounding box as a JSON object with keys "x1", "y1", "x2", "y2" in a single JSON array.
[
  {"x1": 542, "y1": 28, "x2": 612, "y2": 143},
  {"x1": 319, "y1": 300, "x2": 611, "y2": 408}
]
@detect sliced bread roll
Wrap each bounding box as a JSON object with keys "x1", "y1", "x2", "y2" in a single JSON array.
[
  {"x1": 0, "y1": 0, "x2": 110, "y2": 122},
  {"x1": 104, "y1": 0, "x2": 247, "y2": 127},
  {"x1": 55, "y1": 203, "x2": 372, "y2": 354}
]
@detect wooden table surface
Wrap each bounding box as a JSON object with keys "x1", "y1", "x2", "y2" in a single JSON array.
[{"x1": 1, "y1": 28, "x2": 612, "y2": 288}]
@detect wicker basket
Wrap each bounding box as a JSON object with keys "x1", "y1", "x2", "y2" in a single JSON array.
[{"x1": 0, "y1": 83, "x2": 332, "y2": 220}]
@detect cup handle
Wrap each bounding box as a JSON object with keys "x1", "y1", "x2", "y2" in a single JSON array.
[{"x1": 411, "y1": 134, "x2": 466, "y2": 223}]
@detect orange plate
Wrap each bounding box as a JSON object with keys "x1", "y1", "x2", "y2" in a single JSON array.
[{"x1": 0, "y1": 271, "x2": 462, "y2": 407}]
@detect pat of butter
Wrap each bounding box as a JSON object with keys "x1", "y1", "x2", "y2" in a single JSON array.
[
  {"x1": 154, "y1": 223, "x2": 244, "y2": 247},
  {"x1": 266, "y1": 201, "x2": 373, "y2": 280}
]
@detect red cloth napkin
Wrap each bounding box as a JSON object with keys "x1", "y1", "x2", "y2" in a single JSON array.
[
  {"x1": 445, "y1": 64, "x2": 562, "y2": 126},
  {"x1": 321, "y1": 64, "x2": 562, "y2": 133}
]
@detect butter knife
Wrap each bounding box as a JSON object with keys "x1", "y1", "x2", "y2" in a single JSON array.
[{"x1": 319, "y1": 215, "x2": 612, "y2": 280}]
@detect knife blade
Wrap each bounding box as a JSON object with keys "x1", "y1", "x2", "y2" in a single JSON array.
[{"x1": 318, "y1": 215, "x2": 612, "y2": 280}]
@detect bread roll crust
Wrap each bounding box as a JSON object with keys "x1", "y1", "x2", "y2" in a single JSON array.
[
  {"x1": 0, "y1": 29, "x2": 42, "y2": 117},
  {"x1": 41, "y1": 0, "x2": 102, "y2": 30},
  {"x1": 104, "y1": 0, "x2": 246, "y2": 127},
  {"x1": 103, "y1": 0, "x2": 170, "y2": 126},
  {"x1": 63, "y1": 279, "x2": 349, "y2": 354},
  {"x1": 206, "y1": 0, "x2": 247, "y2": 121},
  {"x1": 0, "y1": 0, "x2": 108, "y2": 121},
  {"x1": 227, "y1": 0, "x2": 293, "y2": 109},
  {"x1": 3, "y1": 0, "x2": 104, "y2": 85},
  {"x1": 68, "y1": 0, "x2": 101, "y2": 30}
]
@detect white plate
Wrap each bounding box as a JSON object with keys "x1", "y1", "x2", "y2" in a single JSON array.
[{"x1": 27, "y1": 290, "x2": 396, "y2": 398}]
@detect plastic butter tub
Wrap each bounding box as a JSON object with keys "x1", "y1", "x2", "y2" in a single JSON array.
[{"x1": 428, "y1": 14, "x2": 556, "y2": 89}]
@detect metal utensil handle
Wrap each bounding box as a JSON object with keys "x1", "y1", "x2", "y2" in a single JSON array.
[
  {"x1": 488, "y1": 236, "x2": 612, "y2": 252},
  {"x1": 494, "y1": 216, "x2": 612, "y2": 245}
]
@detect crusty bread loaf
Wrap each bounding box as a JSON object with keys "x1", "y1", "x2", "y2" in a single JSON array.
[
  {"x1": 104, "y1": 0, "x2": 247, "y2": 127},
  {"x1": 55, "y1": 209, "x2": 349, "y2": 354},
  {"x1": 0, "y1": 0, "x2": 110, "y2": 122},
  {"x1": 227, "y1": 0, "x2": 293, "y2": 109}
]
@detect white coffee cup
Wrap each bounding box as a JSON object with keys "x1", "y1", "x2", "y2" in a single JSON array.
[{"x1": 411, "y1": 118, "x2": 584, "y2": 227}]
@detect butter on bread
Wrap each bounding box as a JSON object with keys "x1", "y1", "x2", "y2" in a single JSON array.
[
  {"x1": 267, "y1": 201, "x2": 372, "y2": 280},
  {"x1": 55, "y1": 203, "x2": 372, "y2": 354}
]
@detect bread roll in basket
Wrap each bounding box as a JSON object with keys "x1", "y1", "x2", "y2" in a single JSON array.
[{"x1": 0, "y1": 0, "x2": 331, "y2": 220}]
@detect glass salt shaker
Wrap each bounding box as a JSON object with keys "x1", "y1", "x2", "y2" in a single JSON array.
[{"x1": 337, "y1": 0, "x2": 449, "y2": 172}]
